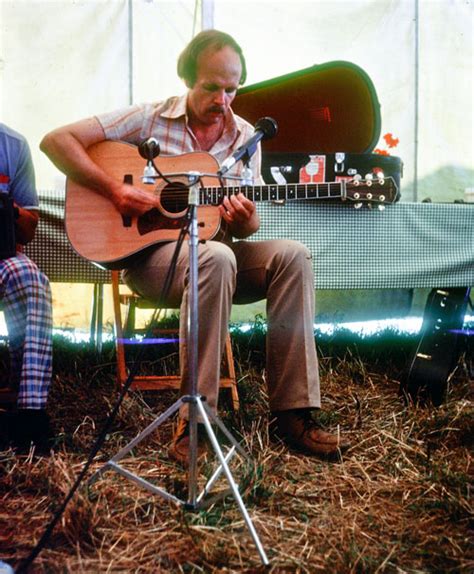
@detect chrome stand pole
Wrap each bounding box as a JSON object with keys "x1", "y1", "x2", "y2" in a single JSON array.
[{"x1": 89, "y1": 172, "x2": 269, "y2": 566}]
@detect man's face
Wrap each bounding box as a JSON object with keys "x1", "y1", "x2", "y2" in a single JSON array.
[{"x1": 187, "y1": 45, "x2": 242, "y2": 127}]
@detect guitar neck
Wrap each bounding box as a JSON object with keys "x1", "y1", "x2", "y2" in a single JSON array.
[{"x1": 201, "y1": 181, "x2": 345, "y2": 204}]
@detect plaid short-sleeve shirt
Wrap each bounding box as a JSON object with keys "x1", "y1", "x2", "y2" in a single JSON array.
[{"x1": 96, "y1": 94, "x2": 262, "y2": 183}]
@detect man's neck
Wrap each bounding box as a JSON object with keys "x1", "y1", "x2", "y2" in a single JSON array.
[{"x1": 188, "y1": 117, "x2": 225, "y2": 152}]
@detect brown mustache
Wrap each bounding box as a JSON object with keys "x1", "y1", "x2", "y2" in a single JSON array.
[{"x1": 208, "y1": 106, "x2": 225, "y2": 114}]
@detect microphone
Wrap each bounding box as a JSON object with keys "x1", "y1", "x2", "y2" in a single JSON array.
[
  {"x1": 138, "y1": 137, "x2": 160, "y2": 161},
  {"x1": 218, "y1": 117, "x2": 278, "y2": 176},
  {"x1": 138, "y1": 138, "x2": 161, "y2": 184}
]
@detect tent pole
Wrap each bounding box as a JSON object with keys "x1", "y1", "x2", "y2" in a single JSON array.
[
  {"x1": 413, "y1": 0, "x2": 419, "y2": 202},
  {"x1": 201, "y1": 0, "x2": 214, "y2": 30},
  {"x1": 128, "y1": 0, "x2": 134, "y2": 105}
]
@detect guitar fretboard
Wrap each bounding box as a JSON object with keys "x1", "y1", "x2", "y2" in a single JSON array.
[{"x1": 200, "y1": 182, "x2": 345, "y2": 205}]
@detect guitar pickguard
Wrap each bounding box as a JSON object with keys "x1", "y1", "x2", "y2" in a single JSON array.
[{"x1": 137, "y1": 208, "x2": 184, "y2": 235}]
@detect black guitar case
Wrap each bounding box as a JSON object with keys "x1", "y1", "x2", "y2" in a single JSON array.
[{"x1": 400, "y1": 287, "x2": 472, "y2": 406}]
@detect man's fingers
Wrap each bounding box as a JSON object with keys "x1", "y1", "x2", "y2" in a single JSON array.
[{"x1": 118, "y1": 184, "x2": 160, "y2": 216}]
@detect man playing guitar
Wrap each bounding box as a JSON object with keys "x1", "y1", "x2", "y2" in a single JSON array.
[{"x1": 41, "y1": 29, "x2": 350, "y2": 463}]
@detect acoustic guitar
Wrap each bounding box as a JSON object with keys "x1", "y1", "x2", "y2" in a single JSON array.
[
  {"x1": 65, "y1": 140, "x2": 399, "y2": 269},
  {"x1": 400, "y1": 287, "x2": 471, "y2": 406}
]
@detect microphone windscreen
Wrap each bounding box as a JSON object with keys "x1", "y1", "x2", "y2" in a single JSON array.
[
  {"x1": 138, "y1": 138, "x2": 160, "y2": 160},
  {"x1": 255, "y1": 117, "x2": 278, "y2": 140}
]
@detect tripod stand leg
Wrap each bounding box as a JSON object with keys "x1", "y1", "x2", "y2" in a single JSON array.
[
  {"x1": 187, "y1": 399, "x2": 199, "y2": 504},
  {"x1": 88, "y1": 399, "x2": 183, "y2": 485},
  {"x1": 196, "y1": 398, "x2": 269, "y2": 566},
  {"x1": 203, "y1": 401, "x2": 250, "y2": 460},
  {"x1": 196, "y1": 445, "x2": 236, "y2": 505}
]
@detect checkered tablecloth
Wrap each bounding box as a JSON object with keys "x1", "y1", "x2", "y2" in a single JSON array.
[
  {"x1": 24, "y1": 191, "x2": 473, "y2": 289},
  {"x1": 254, "y1": 201, "x2": 474, "y2": 289}
]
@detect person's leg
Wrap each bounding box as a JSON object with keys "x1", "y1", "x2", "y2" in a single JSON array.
[
  {"x1": 0, "y1": 254, "x2": 53, "y2": 449},
  {"x1": 232, "y1": 239, "x2": 349, "y2": 458},
  {"x1": 232, "y1": 239, "x2": 320, "y2": 410}
]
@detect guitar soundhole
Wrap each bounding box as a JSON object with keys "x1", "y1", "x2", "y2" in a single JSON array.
[{"x1": 160, "y1": 181, "x2": 190, "y2": 215}]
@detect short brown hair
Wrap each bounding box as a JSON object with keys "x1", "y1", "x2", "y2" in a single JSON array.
[{"x1": 177, "y1": 29, "x2": 247, "y2": 87}]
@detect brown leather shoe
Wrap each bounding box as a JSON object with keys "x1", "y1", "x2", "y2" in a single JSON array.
[
  {"x1": 271, "y1": 408, "x2": 351, "y2": 459},
  {"x1": 169, "y1": 418, "x2": 209, "y2": 466}
]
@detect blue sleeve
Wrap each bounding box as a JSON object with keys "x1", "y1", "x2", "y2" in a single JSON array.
[{"x1": 11, "y1": 138, "x2": 38, "y2": 209}]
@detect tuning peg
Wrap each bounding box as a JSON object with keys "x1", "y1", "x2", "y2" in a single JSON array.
[
  {"x1": 353, "y1": 174, "x2": 362, "y2": 186},
  {"x1": 378, "y1": 204, "x2": 385, "y2": 211},
  {"x1": 375, "y1": 170, "x2": 385, "y2": 185},
  {"x1": 365, "y1": 173, "x2": 373, "y2": 187},
  {"x1": 354, "y1": 202, "x2": 363, "y2": 209}
]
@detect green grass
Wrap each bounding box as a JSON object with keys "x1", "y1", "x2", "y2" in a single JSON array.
[{"x1": 0, "y1": 326, "x2": 472, "y2": 573}]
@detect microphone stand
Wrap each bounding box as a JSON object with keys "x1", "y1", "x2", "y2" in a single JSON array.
[{"x1": 88, "y1": 168, "x2": 269, "y2": 566}]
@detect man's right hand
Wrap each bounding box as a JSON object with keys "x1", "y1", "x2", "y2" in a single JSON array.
[
  {"x1": 40, "y1": 117, "x2": 161, "y2": 217},
  {"x1": 111, "y1": 181, "x2": 160, "y2": 217}
]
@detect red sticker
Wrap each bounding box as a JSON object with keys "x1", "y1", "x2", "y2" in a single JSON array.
[{"x1": 299, "y1": 155, "x2": 326, "y2": 183}]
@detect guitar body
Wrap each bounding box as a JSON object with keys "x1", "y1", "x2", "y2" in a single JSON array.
[
  {"x1": 65, "y1": 141, "x2": 223, "y2": 269},
  {"x1": 400, "y1": 287, "x2": 471, "y2": 406}
]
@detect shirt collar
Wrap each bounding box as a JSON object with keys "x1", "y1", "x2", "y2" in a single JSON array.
[
  {"x1": 160, "y1": 93, "x2": 241, "y2": 155},
  {"x1": 160, "y1": 94, "x2": 188, "y2": 119}
]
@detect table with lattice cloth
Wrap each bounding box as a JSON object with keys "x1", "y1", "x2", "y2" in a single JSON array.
[
  {"x1": 254, "y1": 201, "x2": 473, "y2": 289},
  {"x1": 24, "y1": 191, "x2": 473, "y2": 289}
]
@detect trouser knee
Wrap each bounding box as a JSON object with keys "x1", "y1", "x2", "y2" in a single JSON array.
[
  {"x1": 198, "y1": 241, "x2": 237, "y2": 288},
  {"x1": 270, "y1": 239, "x2": 313, "y2": 275}
]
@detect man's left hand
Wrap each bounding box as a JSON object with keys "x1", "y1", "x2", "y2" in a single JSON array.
[{"x1": 218, "y1": 192, "x2": 260, "y2": 238}]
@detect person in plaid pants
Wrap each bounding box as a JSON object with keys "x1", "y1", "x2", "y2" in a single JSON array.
[{"x1": 0, "y1": 122, "x2": 53, "y2": 451}]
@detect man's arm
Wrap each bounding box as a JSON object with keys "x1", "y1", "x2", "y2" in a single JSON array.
[
  {"x1": 40, "y1": 118, "x2": 160, "y2": 216},
  {"x1": 14, "y1": 206, "x2": 39, "y2": 245}
]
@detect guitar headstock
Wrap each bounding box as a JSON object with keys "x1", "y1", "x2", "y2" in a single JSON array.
[{"x1": 345, "y1": 174, "x2": 400, "y2": 209}]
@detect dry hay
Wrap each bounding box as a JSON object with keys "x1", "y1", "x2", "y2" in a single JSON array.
[{"x1": 0, "y1": 334, "x2": 472, "y2": 573}]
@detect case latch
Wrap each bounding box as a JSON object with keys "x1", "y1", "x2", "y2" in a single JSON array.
[{"x1": 335, "y1": 152, "x2": 345, "y2": 173}]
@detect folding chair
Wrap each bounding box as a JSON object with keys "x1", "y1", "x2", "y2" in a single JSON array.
[{"x1": 111, "y1": 271, "x2": 239, "y2": 409}]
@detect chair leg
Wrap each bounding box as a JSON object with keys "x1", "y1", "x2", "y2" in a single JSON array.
[
  {"x1": 111, "y1": 272, "x2": 239, "y2": 409},
  {"x1": 224, "y1": 334, "x2": 239, "y2": 411},
  {"x1": 111, "y1": 271, "x2": 127, "y2": 388}
]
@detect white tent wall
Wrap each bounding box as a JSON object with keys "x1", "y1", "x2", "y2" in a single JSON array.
[
  {"x1": 1, "y1": 0, "x2": 130, "y2": 189},
  {"x1": 131, "y1": 0, "x2": 201, "y2": 107},
  {"x1": 0, "y1": 0, "x2": 202, "y2": 189},
  {"x1": 1, "y1": 0, "x2": 472, "y2": 199},
  {"x1": 0, "y1": 0, "x2": 472, "y2": 332},
  {"x1": 417, "y1": 1, "x2": 473, "y2": 202},
  {"x1": 213, "y1": 0, "x2": 473, "y2": 202}
]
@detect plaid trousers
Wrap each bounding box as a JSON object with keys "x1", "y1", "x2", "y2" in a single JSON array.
[{"x1": 0, "y1": 254, "x2": 52, "y2": 409}]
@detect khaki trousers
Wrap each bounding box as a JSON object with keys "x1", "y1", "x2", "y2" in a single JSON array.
[{"x1": 123, "y1": 238, "x2": 321, "y2": 415}]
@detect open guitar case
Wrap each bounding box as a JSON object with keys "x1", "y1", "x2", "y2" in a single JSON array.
[
  {"x1": 234, "y1": 61, "x2": 470, "y2": 407},
  {"x1": 233, "y1": 60, "x2": 402, "y2": 191}
]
